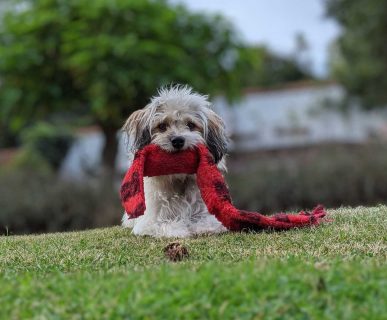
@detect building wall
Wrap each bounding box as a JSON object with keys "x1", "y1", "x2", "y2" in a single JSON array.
[{"x1": 213, "y1": 83, "x2": 381, "y2": 151}]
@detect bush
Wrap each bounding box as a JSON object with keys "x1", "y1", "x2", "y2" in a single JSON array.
[
  {"x1": 14, "y1": 122, "x2": 74, "y2": 171},
  {"x1": 0, "y1": 170, "x2": 121, "y2": 235},
  {"x1": 227, "y1": 143, "x2": 387, "y2": 213}
]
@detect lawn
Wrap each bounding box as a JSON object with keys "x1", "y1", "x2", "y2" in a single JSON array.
[{"x1": 0, "y1": 206, "x2": 386, "y2": 319}]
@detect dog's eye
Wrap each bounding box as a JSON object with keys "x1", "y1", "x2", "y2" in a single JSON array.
[
  {"x1": 157, "y1": 123, "x2": 167, "y2": 132},
  {"x1": 187, "y1": 121, "x2": 196, "y2": 130}
]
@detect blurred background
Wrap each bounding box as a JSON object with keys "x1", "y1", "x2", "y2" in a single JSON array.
[{"x1": 1, "y1": 0, "x2": 387, "y2": 235}]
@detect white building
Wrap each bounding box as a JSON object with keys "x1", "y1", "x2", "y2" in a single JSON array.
[{"x1": 213, "y1": 81, "x2": 386, "y2": 151}]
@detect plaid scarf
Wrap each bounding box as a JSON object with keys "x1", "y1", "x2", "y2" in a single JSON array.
[{"x1": 121, "y1": 144, "x2": 327, "y2": 231}]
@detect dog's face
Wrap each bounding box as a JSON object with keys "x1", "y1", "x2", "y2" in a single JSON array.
[
  {"x1": 149, "y1": 105, "x2": 206, "y2": 152},
  {"x1": 123, "y1": 86, "x2": 228, "y2": 163}
]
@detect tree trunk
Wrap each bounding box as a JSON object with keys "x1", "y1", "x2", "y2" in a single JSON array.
[{"x1": 101, "y1": 126, "x2": 118, "y2": 180}]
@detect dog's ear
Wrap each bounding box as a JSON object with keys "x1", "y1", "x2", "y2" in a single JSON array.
[
  {"x1": 206, "y1": 109, "x2": 228, "y2": 163},
  {"x1": 122, "y1": 108, "x2": 151, "y2": 151}
]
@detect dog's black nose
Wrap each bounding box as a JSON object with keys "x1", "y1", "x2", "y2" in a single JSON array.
[{"x1": 171, "y1": 137, "x2": 185, "y2": 150}]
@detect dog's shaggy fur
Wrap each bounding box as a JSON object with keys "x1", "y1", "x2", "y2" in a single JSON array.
[{"x1": 121, "y1": 86, "x2": 229, "y2": 237}]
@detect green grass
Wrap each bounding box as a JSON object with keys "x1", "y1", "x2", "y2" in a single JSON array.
[{"x1": 1, "y1": 206, "x2": 386, "y2": 319}]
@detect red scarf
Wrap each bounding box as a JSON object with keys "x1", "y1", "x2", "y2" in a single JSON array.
[{"x1": 120, "y1": 144, "x2": 327, "y2": 231}]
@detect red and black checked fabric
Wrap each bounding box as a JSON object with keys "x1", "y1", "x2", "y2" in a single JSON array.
[{"x1": 120, "y1": 144, "x2": 328, "y2": 231}]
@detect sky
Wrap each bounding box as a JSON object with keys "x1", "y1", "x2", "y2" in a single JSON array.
[{"x1": 175, "y1": 0, "x2": 341, "y2": 78}]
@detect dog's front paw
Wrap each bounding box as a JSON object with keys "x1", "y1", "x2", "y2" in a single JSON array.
[
  {"x1": 162, "y1": 227, "x2": 192, "y2": 238},
  {"x1": 154, "y1": 221, "x2": 192, "y2": 238},
  {"x1": 121, "y1": 212, "x2": 135, "y2": 228},
  {"x1": 132, "y1": 221, "x2": 192, "y2": 238}
]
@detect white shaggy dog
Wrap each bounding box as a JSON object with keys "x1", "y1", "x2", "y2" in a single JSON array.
[{"x1": 121, "y1": 86, "x2": 229, "y2": 238}]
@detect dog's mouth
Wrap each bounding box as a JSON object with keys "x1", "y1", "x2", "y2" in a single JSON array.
[
  {"x1": 157, "y1": 145, "x2": 186, "y2": 153},
  {"x1": 155, "y1": 140, "x2": 200, "y2": 153}
]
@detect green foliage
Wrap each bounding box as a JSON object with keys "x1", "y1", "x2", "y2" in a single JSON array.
[
  {"x1": 326, "y1": 0, "x2": 387, "y2": 108},
  {"x1": 0, "y1": 206, "x2": 386, "y2": 318},
  {"x1": 0, "y1": 0, "x2": 248, "y2": 169},
  {"x1": 16, "y1": 122, "x2": 73, "y2": 170},
  {"x1": 10, "y1": 148, "x2": 53, "y2": 174},
  {"x1": 0, "y1": 0, "x2": 243, "y2": 131},
  {"x1": 0, "y1": 122, "x2": 19, "y2": 148}
]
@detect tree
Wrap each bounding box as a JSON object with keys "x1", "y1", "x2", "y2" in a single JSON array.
[
  {"x1": 0, "y1": 0, "x2": 244, "y2": 173},
  {"x1": 237, "y1": 45, "x2": 312, "y2": 89},
  {"x1": 326, "y1": 0, "x2": 387, "y2": 108}
]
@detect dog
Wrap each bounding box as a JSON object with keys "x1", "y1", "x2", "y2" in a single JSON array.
[{"x1": 121, "y1": 85, "x2": 229, "y2": 237}]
